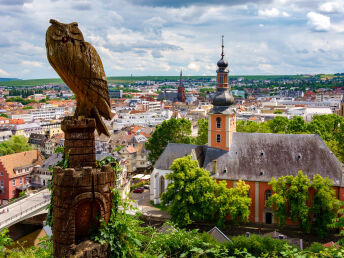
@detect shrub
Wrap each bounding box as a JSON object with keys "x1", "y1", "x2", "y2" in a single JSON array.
[
  {"x1": 306, "y1": 242, "x2": 324, "y2": 253},
  {"x1": 224, "y1": 234, "x2": 289, "y2": 257}
]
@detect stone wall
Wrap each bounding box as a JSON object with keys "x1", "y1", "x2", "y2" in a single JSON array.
[{"x1": 53, "y1": 165, "x2": 114, "y2": 257}]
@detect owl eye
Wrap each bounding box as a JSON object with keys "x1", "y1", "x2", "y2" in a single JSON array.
[{"x1": 55, "y1": 29, "x2": 63, "y2": 36}]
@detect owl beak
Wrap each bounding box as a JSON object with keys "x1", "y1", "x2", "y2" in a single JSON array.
[{"x1": 62, "y1": 36, "x2": 70, "y2": 43}]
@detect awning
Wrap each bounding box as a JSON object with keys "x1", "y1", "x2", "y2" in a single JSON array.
[
  {"x1": 132, "y1": 174, "x2": 144, "y2": 179},
  {"x1": 141, "y1": 175, "x2": 150, "y2": 180}
]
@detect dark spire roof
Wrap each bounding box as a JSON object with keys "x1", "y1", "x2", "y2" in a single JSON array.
[{"x1": 211, "y1": 35, "x2": 234, "y2": 109}]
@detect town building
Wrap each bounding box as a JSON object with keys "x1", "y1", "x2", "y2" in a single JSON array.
[
  {"x1": 0, "y1": 150, "x2": 44, "y2": 205},
  {"x1": 150, "y1": 37, "x2": 344, "y2": 225}
]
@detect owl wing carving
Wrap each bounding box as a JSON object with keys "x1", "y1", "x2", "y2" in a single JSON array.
[
  {"x1": 46, "y1": 34, "x2": 113, "y2": 136},
  {"x1": 75, "y1": 42, "x2": 111, "y2": 120}
]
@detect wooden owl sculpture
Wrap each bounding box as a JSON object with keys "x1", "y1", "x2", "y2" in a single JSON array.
[{"x1": 46, "y1": 19, "x2": 113, "y2": 136}]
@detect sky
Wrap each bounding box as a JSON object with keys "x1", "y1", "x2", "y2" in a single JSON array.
[{"x1": 0, "y1": 0, "x2": 344, "y2": 79}]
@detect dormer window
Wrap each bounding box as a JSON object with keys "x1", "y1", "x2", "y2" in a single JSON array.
[{"x1": 216, "y1": 117, "x2": 221, "y2": 128}]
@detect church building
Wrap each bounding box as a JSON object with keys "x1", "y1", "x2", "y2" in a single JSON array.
[{"x1": 150, "y1": 37, "x2": 344, "y2": 224}]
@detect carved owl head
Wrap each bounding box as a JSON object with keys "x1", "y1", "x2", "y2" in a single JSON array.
[{"x1": 46, "y1": 19, "x2": 84, "y2": 45}]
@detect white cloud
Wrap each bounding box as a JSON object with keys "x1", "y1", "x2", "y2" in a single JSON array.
[
  {"x1": 188, "y1": 62, "x2": 200, "y2": 71},
  {"x1": 258, "y1": 8, "x2": 289, "y2": 18},
  {"x1": 21, "y1": 61, "x2": 43, "y2": 67},
  {"x1": 307, "y1": 12, "x2": 331, "y2": 31},
  {"x1": 319, "y1": 1, "x2": 344, "y2": 13},
  {"x1": 0, "y1": 69, "x2": 9, "y2": 77}
]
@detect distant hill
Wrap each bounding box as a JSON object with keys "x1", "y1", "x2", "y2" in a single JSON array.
[
  {"x1": 0, "y1": 78, "x2": 20, "y2": 82},
  {"x1": 0, "y1": 74, "x2": 324, "y2": 87}
]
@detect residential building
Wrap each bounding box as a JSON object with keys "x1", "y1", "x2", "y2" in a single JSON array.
[{"x1": 0, "y1": 150, "x2": 44, "y2": 205}]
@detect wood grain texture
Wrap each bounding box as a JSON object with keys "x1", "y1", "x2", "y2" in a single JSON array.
[{"x1": 46, "y1": 19, "x2": 113, "y2": 136}]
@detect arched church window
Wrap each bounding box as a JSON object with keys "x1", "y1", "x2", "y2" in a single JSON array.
[
  {"x1": 216, "y1": 134, "x2": 221, "y2": 143},
  {"x1": 216, "y1": 117, "x2": 221, "y2": 128}
]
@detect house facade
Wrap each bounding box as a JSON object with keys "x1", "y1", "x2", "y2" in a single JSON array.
[
  {"x1": 150, "y1": 38, "x2": 344, "y2": 225},
  {"x1": 0, "y1": 150, "x2": 44, "y2": 205}
]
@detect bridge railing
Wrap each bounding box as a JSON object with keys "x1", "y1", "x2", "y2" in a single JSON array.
[
  {"x1": 0, "y1": 198, "x2": 50, "y2": 228},
  {"x1": 0, "y1": 186, "x2": 48, "y2": 209}
]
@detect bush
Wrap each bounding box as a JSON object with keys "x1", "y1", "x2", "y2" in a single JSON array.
[
  {"x1": 306, "y1": 242, "x2": 325, "y2": 253},
  {"x1": 224, "y1": 234, "x2": 289, "y2": 257},
  {"x1": 144, "y1": 222, "x2": 227, "y2": 257}
]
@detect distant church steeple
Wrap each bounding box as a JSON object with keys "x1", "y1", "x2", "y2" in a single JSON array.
[
  {"x1": 177, "y1": 69, "x2": 186, "y2": 102},
  {"x1": 208, "y1": 36, "x2": 236, "y2": 151}
]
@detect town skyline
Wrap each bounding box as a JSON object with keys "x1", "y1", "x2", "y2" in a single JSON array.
[{"x1": 1, "y1": 0, "x2": 344, "y2": 79}]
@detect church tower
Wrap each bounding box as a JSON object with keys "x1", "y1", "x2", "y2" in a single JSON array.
[
  {"x1": 177, "y1": 70, "x2": 186, "y2": 102},
  {"x1": 208, "y1": 36, "x2": 236, "y2": 151}
]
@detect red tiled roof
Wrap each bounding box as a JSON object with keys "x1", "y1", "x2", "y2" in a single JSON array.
[{"x1": 0, "y1": 150, "x2": 44, "y2": 179}]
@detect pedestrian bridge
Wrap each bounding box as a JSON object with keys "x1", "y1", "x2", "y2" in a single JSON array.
[{"x1": 0, "y1": 189, "x2": 50, "y2": 230}]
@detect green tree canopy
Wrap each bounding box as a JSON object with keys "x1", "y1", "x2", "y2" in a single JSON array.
[
  {"x1": 0, "y1": 135, "x2": 33, "y2": 156},
  {"x1": 145, "y1": 118, "x2": 193, "y2": 164},
  {"x1": 195, "y1": 118, "x2": 208, "y2": 145},
  {"x1": 267, "y1": 171, "x2": 339, "y2": 237},
  {"x1": 162, "y1": 155, "x2": 251, "y2": 227},
  {"x1": 162, "y1": 156, "x2": 216, "y2": 226}
]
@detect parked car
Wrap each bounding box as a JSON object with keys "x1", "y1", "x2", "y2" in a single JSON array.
[
  {"x1": 133, "y1": 187, "x2": 144, "y2": 193},
  {"x1": 144, "y1": 185, "x2": 150, "y2": 189}
]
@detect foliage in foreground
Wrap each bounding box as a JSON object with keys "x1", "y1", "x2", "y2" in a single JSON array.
[{"x1": 0, "y1": 234, "x2": 52, "y2": 258}]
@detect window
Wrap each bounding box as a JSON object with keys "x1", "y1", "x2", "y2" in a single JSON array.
[
  {"x1": 265, "y1": 190, "x2": 272, "y2": 201},
  {"x1": 0, "y1": 172, "x2": 3, "y2": 176},
  {"x1": 216, "y1": 134, "x2": 221, "y2": 143},
  {"x1": 19, "y1": 178, "x2": 23, "y2": 185},
  {"x1": 216, "y1": 117, "x2": 221, "y2": 128},
  {"x1": 12, "y1": 179, "x2": 15, "y2": 186},
  {"x1": 219, "y1": 75, "x2": 224, "y2": 84},
  {"x1": 0, "y1": 180, "x2": 3, "y2": 187},
  {"x1": 12, "y1": 190, "x2": 15, "y2": 195}
]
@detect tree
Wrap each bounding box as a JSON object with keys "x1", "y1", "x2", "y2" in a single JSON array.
[
  {"x1": 267, "y1": 116, "x2": 289, "y2": 133},
  {"x1": 267, "y1": 171, "x2": 311, "y2": 231},
  {"x1": 273, "y1": 110, "x2": 282, "y2": 114},
  {"x1": 0, "y1": 114, "x2": 8, "y2": 118},
  {"x1": 215, "y1": 180, "x2": 251, "y2": 227},
  {"x1": 145, "y1": 118, "x2": 193, "y2": 165},
  {"x1": 0, "y1": 135, "x2": 33, "y2": 156},
  {"x1": 162, "y1": 155, "x2": 252, "y2": 227},
  {"x1": 311, "y1": 174, "x2": 340, "y2": 238},
  {"x1": 267, "y1": 171, "x2": 339, "y2": 237},
  {"x1": 287, "y1": 116, "x2": 306, "y2": 134},
  {"x1": 162, "y1": 156, "x2": 216, "y2": 226},
  {"x1": 195, "y1": 118, "x2": 208, "y2": 145}
]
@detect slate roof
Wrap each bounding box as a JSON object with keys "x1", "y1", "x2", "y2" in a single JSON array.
[
  {"x1": 157, "y1": 91, "x2": 178, "y2": 102},
  {"x1": 154, "y1": 132, "x2": 344, "y2": 186},
  {"x1": 40, "y1": 153, "x2": 62, "y2": 170}
]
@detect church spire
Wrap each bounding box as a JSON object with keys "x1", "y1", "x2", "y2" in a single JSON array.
[
  {"x1": 177, "y1": 69, "x2": 186, "y2": 102},
  {"x1": 208, "y1": 36, "x2": 236, "y2": 151},
  {"x1": 221, "y1": 35, "x2": 224, "y2": 60}
]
